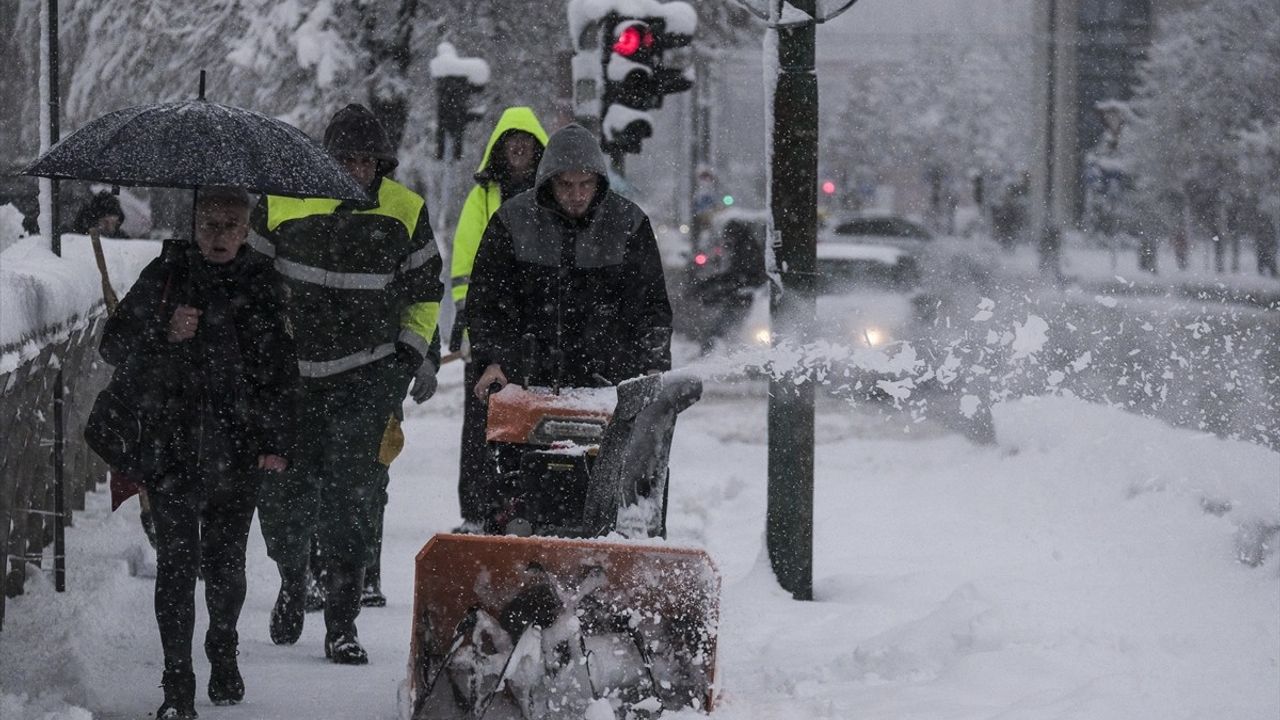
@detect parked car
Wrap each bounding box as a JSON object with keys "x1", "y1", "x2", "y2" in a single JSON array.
[{"x1": 816, "y1": 214, "x2": 933, "y2": 291}]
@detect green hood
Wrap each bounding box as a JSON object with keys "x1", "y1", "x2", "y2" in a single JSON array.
[{"x1": 474, "y1": 107, "x2": 549, "y2": 178}]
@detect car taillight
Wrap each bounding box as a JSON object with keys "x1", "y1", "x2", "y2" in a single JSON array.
[{"x1": 694, "y1": 253, "x2": 708, "y2": 266}]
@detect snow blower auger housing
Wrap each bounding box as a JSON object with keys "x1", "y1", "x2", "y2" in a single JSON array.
[
  {"x1": 408, "y1": 371, "x2": 719, "y2": 719},
  {"x1": 408, "y1": 535, "x2": 719, "y2": 719}
]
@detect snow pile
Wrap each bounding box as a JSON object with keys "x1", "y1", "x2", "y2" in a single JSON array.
[
  {"x1": 0, "y1": 234, "x2": 158, "y2": 371},
  {"x1": 0, "y1": 203, "x2": 26, "y2": 255},
  {"x1": 428, "y1": 42, "x2": 491, "y2": 84},
  {"x1": 0, "y1": 692, "x2": 92, "y2": 720}
]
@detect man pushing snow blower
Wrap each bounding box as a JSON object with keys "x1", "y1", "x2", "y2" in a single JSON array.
[{"x1": 406, "y1": 125, "x2": 718, "y2": 719}]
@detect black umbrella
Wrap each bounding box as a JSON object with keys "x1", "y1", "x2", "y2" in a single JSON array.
[{"x1": 23, "y1": 96, "x2": 366, "y2": 201}]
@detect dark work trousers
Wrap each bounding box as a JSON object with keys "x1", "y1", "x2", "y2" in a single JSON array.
[
  {"x1": 149, "y1": 463, "x2": 258, "y2": 675},
  {"x1": 260, "y1": 358, "x2": 407, "y2": 638},
  {"x1": 458, "y1": 361, "x2": 495, "y2": 523}
]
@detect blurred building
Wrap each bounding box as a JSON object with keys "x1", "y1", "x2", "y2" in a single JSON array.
[{"x1": 1042, "y1": 0, "x2": 1204, "y2": 227}]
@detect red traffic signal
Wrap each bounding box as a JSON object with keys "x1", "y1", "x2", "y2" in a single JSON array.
[{"x1": 612, "y1": 22, "x2": 654, "y2": 57}]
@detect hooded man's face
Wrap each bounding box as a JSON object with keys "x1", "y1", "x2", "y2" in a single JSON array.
[
  {"x1": 340, "y1": 153, "x2": 379, "y2": 189},
  {"x1": 502, "y1": 132, "x2": 539, "y2": 178},
  {"x1": 551, "y1": 169, "x2": 599, "y2": 219}
]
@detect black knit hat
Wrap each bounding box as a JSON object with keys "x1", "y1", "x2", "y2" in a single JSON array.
[
  {"x1": 323, "y1": 103, "x2": 399, "y2": 173},
  {"x1": 73, "y1": 190, "x2": 125, "y2": 233}
]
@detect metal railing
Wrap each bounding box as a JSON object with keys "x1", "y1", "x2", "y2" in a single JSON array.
[{"x1": 0, "y1": 310, "x2": 112, "y2": 631}]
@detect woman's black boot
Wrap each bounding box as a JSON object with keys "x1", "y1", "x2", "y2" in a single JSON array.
[
  {"x1": 205, "y1": 629, "x2": 244, "y2": 705},
  {"x1": 157, "y1": 664, "x2": 198, "y2": 719}
]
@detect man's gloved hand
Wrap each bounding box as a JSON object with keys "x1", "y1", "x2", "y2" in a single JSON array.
[
  {"x1": 410, "y1": 359, "x2": 438, "y2": 403},
  {"x1": 396, "y1": 342, "x2": 438, "y2": 403}
]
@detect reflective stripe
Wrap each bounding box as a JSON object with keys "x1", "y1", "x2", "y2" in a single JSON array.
[
  {"x1": 275, "y1": 257, "x2": 393, "y2": 291},
  {"x1": 398, "y1": 328, "x2": 431, "y2": 359},
  {"x1": 266, "y1": 196, "x2": 342, "y2": 231},
  {"x1": 451, "y1": 274, "x2": 470, "y2": 288},
  {"x1": 247, "y1": 232, "x2": 276, "y2": 258},
  {"x1": 298, "y1": 344, "x2": 396, "y2": 378},
  {"x1": 399, "y1": 244, "x2": 439, "y2": 274},
  {"x1": 266, "y1": 179, "x2": 423, "y2": 237}
]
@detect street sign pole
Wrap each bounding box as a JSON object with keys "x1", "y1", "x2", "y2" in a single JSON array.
[{"x1": 766, "y1": 0, "x2": 817, "y2": 601}]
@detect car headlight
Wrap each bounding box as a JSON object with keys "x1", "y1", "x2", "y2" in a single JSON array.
[
  {"x1": 861, "y1": 326, "x2": 887, "y2": 347},
  {"x1": 753, "y1": 327, "x2": 773, "y2": 345}
]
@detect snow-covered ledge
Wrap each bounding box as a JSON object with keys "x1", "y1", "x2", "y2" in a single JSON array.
[{"x1": 1, "y1": 221, "x2": 160, "y2": 373}]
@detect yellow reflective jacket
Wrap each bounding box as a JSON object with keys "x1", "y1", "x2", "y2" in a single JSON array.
[
  {"x1": 252, "y1": 177, "x2": 443, "y2": 380},
  {"x1": 450, "y1": 107, "x2": 549, "y2": 309}
]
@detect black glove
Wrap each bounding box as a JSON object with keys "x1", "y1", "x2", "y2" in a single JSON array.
[{"x1": 397, "y1": 341, "x2": 437, "y2": 403}]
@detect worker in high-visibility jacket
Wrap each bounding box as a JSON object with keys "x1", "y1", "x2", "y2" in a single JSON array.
[
  {"x1": 448, "y1": 106, "x2": 548, "y2": 533},
  {"x1": 250, "y1": 104, "x2": 442, "y2": 666}
]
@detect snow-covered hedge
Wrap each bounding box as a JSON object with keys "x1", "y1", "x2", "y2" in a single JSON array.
[{"x1": 1, "y1": 221, "x2": 159, "y2": 373}]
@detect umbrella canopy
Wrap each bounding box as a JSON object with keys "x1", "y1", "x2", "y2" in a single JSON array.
[{"x1": 24, "y1": 100, "x2": 368, "y2": 202}]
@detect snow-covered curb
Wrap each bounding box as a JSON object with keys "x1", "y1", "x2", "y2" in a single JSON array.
[{"x1": 1, "y1": 233, "x2": 160, "y2": 373}]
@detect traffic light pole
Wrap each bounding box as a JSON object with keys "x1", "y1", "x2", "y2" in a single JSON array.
[{"x1": 766, "y1": 0, "x2": 817, "y2": 601}]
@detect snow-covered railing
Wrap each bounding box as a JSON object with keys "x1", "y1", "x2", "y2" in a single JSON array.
[{"x1": 0, "y1": 230, "x2": 158, "y2": 630}]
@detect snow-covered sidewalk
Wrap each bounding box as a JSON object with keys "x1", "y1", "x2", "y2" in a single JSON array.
[{"x1": 2, "y1": 357, "x2": 1278, "y2": 719}]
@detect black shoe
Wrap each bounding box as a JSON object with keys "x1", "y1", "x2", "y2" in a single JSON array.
[
  {"x1": 304, "y1": 573, "x2": 326, "y2": 613},
  {"x1": 269, "y1": 583, "x2": 304, "y2": 646},
  {"x1": 158, "y1": 667, "x2": 198, "y2": 719},
  {"x1": 156, "y1": 702, "x2": 199, "y2": 720},
  {"x1": 360, "y1": 579, "x2": 386, "y2": 608},
  {"x1": 324, "y1": 632, "x2": 369, "y2": 665},
  {"x1": 205, "y1": 631, "x2": 244, "y2": 706}
]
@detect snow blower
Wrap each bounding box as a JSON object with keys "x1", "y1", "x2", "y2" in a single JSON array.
[{"x1": 408, "y1": 371, "x2": 719, "y2": 719}]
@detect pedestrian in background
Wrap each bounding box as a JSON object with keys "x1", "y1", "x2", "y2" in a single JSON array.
[
  {"x1": 72, "y1": 189, "x2": 128, "y2": 237},
  {"x1": 448, "y1": 106, "x2": 547, "y2": 533}
]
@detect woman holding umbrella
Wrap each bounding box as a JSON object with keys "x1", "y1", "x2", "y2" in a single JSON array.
[
  {"x1": 25, "y1": 86, "x2": 370, "y2": 717},
  {"x1": 99, "y1": 186, "x2": 298, "y2": 718}
]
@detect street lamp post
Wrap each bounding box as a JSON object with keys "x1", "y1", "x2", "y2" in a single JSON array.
[{"x1": 730, "y1": 0, "x2": 859, "y2": 601}]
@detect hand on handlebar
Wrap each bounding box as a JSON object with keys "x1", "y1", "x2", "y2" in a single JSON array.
[{"x1": 474, "y1": 363, "x2": 508, "y2": 403}]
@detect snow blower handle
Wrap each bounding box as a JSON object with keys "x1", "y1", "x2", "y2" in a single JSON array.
[
  {"x1": 549, "y1": 347, "x2": 564, "y2": 396},
  {"x1": 521, "y1": 333, "x2": 537, "y2": 389}
]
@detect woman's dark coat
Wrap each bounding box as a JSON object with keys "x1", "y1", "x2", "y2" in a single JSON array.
[{"x1": 99, "y1": 239, "x2": 298, "y2": 494}]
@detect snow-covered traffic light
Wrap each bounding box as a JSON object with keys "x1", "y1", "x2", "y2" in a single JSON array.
[
  {"x1": 430, "y1": 43, "x2": 490, "y2": 161},
  {"x1": 569, "y1": 0, "x2": 696, "y2": 163},
  {"x1": 595, "y1": 3, "x2": 697, "y2": 159},
  {"x1": 600, "y1": 14, "x2": 657, "y2": 156}
]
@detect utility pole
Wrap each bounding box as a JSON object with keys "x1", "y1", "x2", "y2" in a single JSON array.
[
  {"x1": 40, "y1": 0, "x2": 66, "y2": 595},
  {"x1": 766, "y1": 0, "x2": 818, "y2": 601},
  {"x1": 1034, "y1": 0, "x2": 1077, "y2": 280}
]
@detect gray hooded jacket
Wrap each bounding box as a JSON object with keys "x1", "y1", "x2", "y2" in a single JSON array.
[{"x1": 466, "y1": 124, "x2": 673, "y2": 386}]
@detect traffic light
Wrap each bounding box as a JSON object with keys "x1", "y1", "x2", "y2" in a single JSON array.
[
  {"x1": 597, "y1": 6, "x2": 697, "y2": 159},
  {"x1": 430, "y1": 42, "x2": 489, "y2": 161},
  {"x1": 600, "y1": 14, "x2": 656, "y2": 156}
]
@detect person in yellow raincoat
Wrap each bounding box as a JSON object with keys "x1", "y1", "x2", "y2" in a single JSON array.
[{"x1": 448, "y1": 106, "x2": 548, "y2": 533}]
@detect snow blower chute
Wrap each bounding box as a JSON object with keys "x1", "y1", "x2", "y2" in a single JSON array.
[{"x1": 408, "y1": 372, "x2": 719, "y2": 719}]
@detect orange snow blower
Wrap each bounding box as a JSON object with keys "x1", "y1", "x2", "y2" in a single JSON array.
[{"x1": 408, "y1": 372, "x2": 719, "y2": 719}]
